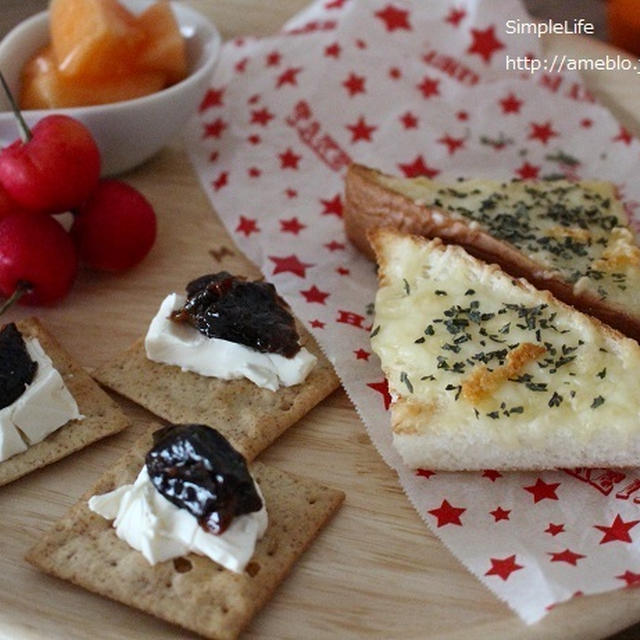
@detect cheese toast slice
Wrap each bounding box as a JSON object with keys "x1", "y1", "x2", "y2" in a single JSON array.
[
  {"x1": 345, "y1": 163, "x2": 640, "y2": 342},
  {"x1": 370, "y1": 227, "x2": 640, "y2": 471}
]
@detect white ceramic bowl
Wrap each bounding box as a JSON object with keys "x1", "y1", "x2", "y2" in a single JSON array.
[{"x1": 0, "y1": 1, "x2": 221, "y2": 176}]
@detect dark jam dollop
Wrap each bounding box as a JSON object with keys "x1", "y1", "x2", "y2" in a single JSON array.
[
  {"x1": 145, "y1": 423, "x2": 263, "y2": 535},
  {"x1": 170, "y1": 272, "x2": 301, "y2": 358},
  {"x1": 0, "y1": 323, "x2": 38, "y2": 410}
]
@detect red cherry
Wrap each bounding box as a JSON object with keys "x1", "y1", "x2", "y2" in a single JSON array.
[
  {"x1": 0, "y1": 114, "x2": 101, "y2": 214},
  {"x1": 71, "y1": 179, "x2": 156, "y2": 271},
  {"x1": 0, "y1": 183, "x2": 26, "y2": 220},
  {"x1": 0, "y1": 212, "x2": 78, "y2": 306}
]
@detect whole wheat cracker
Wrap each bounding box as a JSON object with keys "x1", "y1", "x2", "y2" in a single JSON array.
[
  {"x1": 26, "y1": 427, "x2": 345, "y2": 640},
  {"x1": 93, "y1": 323, "x2": 339, "y2": 461},
  {"x1": 0, "y1": 318, "x2": 129, "y2": 487}
]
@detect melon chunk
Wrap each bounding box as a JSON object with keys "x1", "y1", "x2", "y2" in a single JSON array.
[
  {"x1": 21, "y1": 45, "x2": 166, "y2": 108},
  {"x1": 49, "y1": 0, "x2": 145, "y2": 78},
  {"x1": 135, "y1": 1, "x2": 187, "y2": 85}
]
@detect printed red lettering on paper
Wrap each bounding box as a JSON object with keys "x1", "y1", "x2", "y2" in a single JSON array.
[
  {"x1": 286, "y1": 19, "x2": 337, "y2": 35},
  {"x1": 336, "y1": 310, "x2": 366, "y2": 328},
  {"x1": 422, "y1": 48, "x2": 479, "y2": 86},
  {"x1": 564, "y1": 468, "x2": 628, "y2": 497},
  {"x1": 285, "y1": 100, "x2": 352, "y2": 172}
]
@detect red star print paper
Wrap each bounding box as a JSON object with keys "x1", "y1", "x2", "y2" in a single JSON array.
[{"x1": 186, "y1": 0, "x2": 640, "y2": 624}]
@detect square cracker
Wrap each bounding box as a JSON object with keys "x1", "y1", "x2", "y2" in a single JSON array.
[
  {"x1": 26, "y1": 428, "x2": 345, "y2": 640},
  {"x1": 0, "y1": 318, "x2": 130, "y2": 487},
  {"x1": 93, "y1": 324, "x2": 339, "y2": 460}
]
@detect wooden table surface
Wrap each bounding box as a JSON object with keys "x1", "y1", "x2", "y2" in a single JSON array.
[{"x1": 2, "y1": 2, "x2": 640, "y2": 639}]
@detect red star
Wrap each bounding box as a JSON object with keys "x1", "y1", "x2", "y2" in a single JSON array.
[
  {"x1": 248, "y1": 167, "x2": 261, "y2": 178},
  {"x1": 284, "y1": 188, "x2": 298, "y2": 198},
  {"x1": 580, "y1": 118, "x2": 593, "y2": 128},
  {"x1": 389, "y1": 67, "x2": 402, "y2": 79},
  {"x1": 594, "y1": 514, "x2": 640, "y2": 544},
  {"x1": 374, "y1": 5, "x2": 411, "y2": 32},
  {"x1": 354, "y1": 348, "x2": 370, "y2": 361},
  {"x1": 202, "y1": 118, "x2": 227, "y2": 139},
  {"x1": 265, "y1": 50, "x2": 281, "y2": 67},
  {"x1": 367, "y1": 379, "x2": 392, "y2": 410},
  {"x1": 548, "y1": 549, "x2": 585, "y2": 566},
  {"x1": 499, "y1": 92, "x2": 522, "y2": 114},
  {"x1": 250, "y1": 107, "x2": 275, "y2": 126},
  {"x1": 515, "y1": 162, "x2": 540, "y2": 180},
  {"x1": 325, "y1": 240, "x2": 346, "y2": 251},
  {"x1": 325, "y1": 42, "x2": 341, "y2": 58},
  {"x1": 280, "y1": 217, "x2": 306, "y2": 234},
  {"x1": 247, "y1": 134, "x2": 261, "y2": 145},
  {"x1": 346, "y1": 116, "x2": 377, "y2": 142},
  {"x1": 235, "y1": 216, "x2": 259, "y2": 237},
  {"x1": 247, "y1": 93, "x2": 260, "y2": 105},
  {"x1": 524, "y1": 478, "x2": 560, "y2": 503},
  {"x1": 400, "y1": 111, "x2": 418, "y2": 129},
  {"x1": 326, "y1": 0, "x2": 347, "y2": 8},
  {"x1": 355, "y1": 38, "x2": 367, "y2": 49},
  {"x1": 343, "y1": 72, "x2": 366, "y2": 97},
  {"x1": 199, "y1": 87, "x2": 224, "y2": 111},
  {"x1": 545, "y1": 523, "x2": 565, "y2": 536},
  {"x1": 467, "y1": 25, "x2": 505, "y2": 64},
  {"x1": 234, "y1": 57, "x2": 248, "y2": 73},
  {"x1": 438, "y1": 134, "x2": 465, "y2": 155},
  {"x1": 336, "y1": 266, "x2": 350, "y2": 275},
  {"x1": 485, "y1": 555, "x2": 524, "y2": 581},
  {"x1": 320, "y1": 194, "x2": 343, "y2": 217},
  {"x1": 279, "y1": 148, "x2": 301, "y2": 169},
  {"x1": 301, "y1": 285, "x2": 330, "y2": 304},
  {"x1": 276, "y1": 66, "x2": 302, "y2": 88},
  {"x1": 398, "y1": 155, "x2": 440, "y2": 179},
  {"x1": 212, "y1": 171, "x2": 228, "y2": 191},
  {"x1": 416, "y1": 468, "x2": 436, "y2": 479},
  {"x1": 613, "y1": 125, "x2": 633, "y2": 145},
  {"x1": 417, "y1": 75, "x2": 440, "y2": 99},
  {"x1": 208, "y1": 150, "x2": 219, "y2": 163},
  {"x1": 428, "y1": 499, "x2": 466, "y2": 527},
  {"x1": 490, "y1": 507, "x2": 511, "y2": 522},
  {"x1": 269, "y1": 254, "x2": 314, "y2": 278},
  {"x1": 456, "y1": 110, "x2": 468, "y2": 121},
  {"x1": 482, "y1": 469, "x2": 503, "y2": 481},
  {"x1": 616, "y1": 570, "x2": 640, "y2": 586},
  {"x1": 445, "y1": 7, "x2": 466, "y2": 26},
  {"x1": 310, "y1": 319, "x2": 325, "y2": 329},
  {"x1": 528, "y1": 121, "x2": 559, "y2": 145}
]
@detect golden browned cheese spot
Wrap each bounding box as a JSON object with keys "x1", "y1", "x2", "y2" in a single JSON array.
[
  {"x1": 461, "y1": 342, "x2": 546, "y2": 405},
  {"x1": 594, "y1": 243, "x2": 640, "y2": 270},
  {"x1": 391, "y1": 398, "x2": 437, "y2": 435},
  {"x1": 547, "y1": 226, "x2": 591, "y2": 242}
]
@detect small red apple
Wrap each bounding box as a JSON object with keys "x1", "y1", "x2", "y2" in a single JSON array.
[
  {"x1": 0, "y1": 114, "x2": 100, "y2": 215},
  {"x1": 72, "y1": 179, "x2": 156, "y2": 271},
  {"x1": 0, "y1": 211, "x2": 78, "y2": 306}
]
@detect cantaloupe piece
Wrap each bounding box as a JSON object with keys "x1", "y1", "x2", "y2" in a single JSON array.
[
  {"x1": 49, "y1": 0, "x2": 145, "y2": 79},
  {"x1": 135, "y1": 1, "x2": 187, "y2": 85},
  {"x1": 20, "y1": 45, "x2": 166, "y2": 109}
]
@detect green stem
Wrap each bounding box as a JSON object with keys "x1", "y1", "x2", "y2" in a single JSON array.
[
  {"x1": 0, "y1": 71, "x2": 32, "y2": 142},
  {"x1": 0, "y1": 281, "x2": 32, "y2": 315}
]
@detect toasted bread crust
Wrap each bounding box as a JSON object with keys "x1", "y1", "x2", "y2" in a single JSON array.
[{"x1": 345, "y1": 163, "x2": 640, "y2": 342}]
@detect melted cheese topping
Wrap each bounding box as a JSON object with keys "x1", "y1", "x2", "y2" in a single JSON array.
[
  {"x1": 380, "y1": 174, "x2": 640, "y2": 313},
  {"x1": 371, "y1": 231, "x2": 640, "y2": 450}
]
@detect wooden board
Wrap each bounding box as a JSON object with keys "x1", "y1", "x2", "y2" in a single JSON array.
[{"x1": 2, "y1": 2, "x2": 640, "y2": 639}]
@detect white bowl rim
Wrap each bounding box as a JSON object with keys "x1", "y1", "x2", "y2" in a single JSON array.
[{"x1": 0, "y1": 1, "x2": 221, "y2": 116}]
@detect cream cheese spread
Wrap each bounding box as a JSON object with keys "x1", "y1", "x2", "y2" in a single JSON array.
[
  {"x1": 144, "y1": 293, "x2": 317, "y2": 391},
  {"x1": 0, "y1": 338, "x2": 82, "y2": 462},
  {"x1": 89, "y1": 465, "x2": 268, "y2": 572}
]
